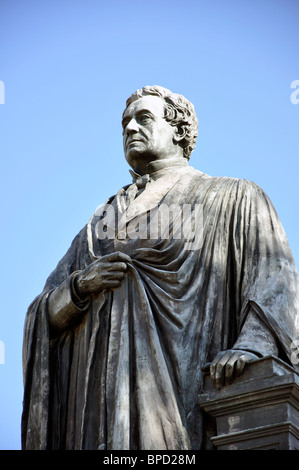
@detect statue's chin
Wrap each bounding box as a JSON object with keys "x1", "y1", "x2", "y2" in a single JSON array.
[{"x1": 125, "y1": 152, "x2": 154, "y2": 175}]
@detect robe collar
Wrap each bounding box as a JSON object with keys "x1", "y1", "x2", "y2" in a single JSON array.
[{"x1": 129, "y1": 158, "x2": 189, "y2": 187}]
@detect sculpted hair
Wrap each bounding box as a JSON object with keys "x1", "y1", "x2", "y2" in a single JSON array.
[{"x1": 124, "y1": 85, "x2": 198, "y2": 160}]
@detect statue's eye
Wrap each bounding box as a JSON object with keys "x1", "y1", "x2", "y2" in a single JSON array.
[{"x1": 139, "y1": 114, "x2": 151, "y2": 124}]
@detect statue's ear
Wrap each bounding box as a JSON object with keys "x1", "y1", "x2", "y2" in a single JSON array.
[{"x1": 174, "y1": 123, "x2": 187, "y2": 143}]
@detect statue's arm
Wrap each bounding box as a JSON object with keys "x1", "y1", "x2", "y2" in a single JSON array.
[
  {"x1": 47, "y1": 251, "x2": 132, "y2": 333},
  {"x1": 47, "y1": 271, "x2": 90, "y2": 332},
  {"x1": 206, "y1": 179, "x2": 284, "y2": 389},
  {"x1": 232, "y1": 307, "x2": 278, "y2": 357},
  {"x1": 206, "y1": 308, "x2": 278, "y2": 389}
]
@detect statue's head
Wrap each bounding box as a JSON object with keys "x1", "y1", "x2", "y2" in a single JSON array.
[{"x1": 122, "y1": 86, "x2": 198, "y2": 169}]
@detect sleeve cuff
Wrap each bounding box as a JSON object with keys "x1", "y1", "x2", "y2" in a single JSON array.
[{"x1": 48, "y1": 271, "x2": 90, "y2": 332}]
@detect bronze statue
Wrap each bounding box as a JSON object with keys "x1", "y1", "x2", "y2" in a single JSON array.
[{"x1": 22, "y1": 86, "x2": 299, "y2": 450}]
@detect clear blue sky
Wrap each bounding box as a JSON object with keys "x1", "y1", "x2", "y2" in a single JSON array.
[{"x1": 0, "y1": 0, "x2": 298, "y2": 450}]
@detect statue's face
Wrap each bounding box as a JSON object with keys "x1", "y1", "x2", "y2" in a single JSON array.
[{"x1": 122, "y1": 95, "x2": 179, "y2": 173}]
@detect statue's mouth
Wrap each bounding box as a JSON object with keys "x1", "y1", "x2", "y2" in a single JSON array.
[{"x1": 127, "y1": 138, "x2": 143, "y2": 146}]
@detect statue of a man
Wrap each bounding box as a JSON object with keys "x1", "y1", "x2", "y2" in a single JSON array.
[{"x1": 22, "y1": 86, "x2": 299, "y2": 450}]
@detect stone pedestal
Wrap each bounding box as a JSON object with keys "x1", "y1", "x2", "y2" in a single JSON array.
[{"x1": 199, "y1": 356, "x2": 299, "y2": 450}]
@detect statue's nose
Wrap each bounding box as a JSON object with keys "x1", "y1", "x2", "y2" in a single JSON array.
[{"x1": 126, "y1": 118, "x2": 139, "y2": 134}]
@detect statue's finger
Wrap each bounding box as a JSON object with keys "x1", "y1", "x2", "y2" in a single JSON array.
[
  {"x1": 213, "y1": 351, "x2": 232, "y2": 389},
  {"x1": 235, "y1": 354, "x2": 247, "y2": 377},
  {"x1": 106, "y1": 251, "x2": 132, "y2": 263},
  {"x1": 224, "y1": 352, "x2": 241, "y2": 385},
  {"x1": 200, "y1": 362, "x2": 212, "y2": 372},
  {"x1": 106, "y1": 262, "x2": 128, "y2": 272}
]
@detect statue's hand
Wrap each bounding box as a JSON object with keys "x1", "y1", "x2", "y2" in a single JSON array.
[
  {"x1": 204, "y1": 350, "x2": 259, "y2": 390},
  {"x1": 74, "y1": 251, "x2": 132, "y2": 298}
]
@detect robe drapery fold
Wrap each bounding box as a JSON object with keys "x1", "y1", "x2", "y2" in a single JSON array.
[{"x1": 22, "y1": 167, "x2": 299, "y2": 449}]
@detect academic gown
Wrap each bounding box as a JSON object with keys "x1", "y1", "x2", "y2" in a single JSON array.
[{"x1": 22, "y1": 164, "x2": 299, "y2": 450}]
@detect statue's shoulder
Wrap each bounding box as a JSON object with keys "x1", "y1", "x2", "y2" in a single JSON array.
[
  {"x1": 188, "y1": 167, "x2": 269, "y2": 204},
  {"x1": 190, "y1": 167, "x2": 264, "y2": 192}
]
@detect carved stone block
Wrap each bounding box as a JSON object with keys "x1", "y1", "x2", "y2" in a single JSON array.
[{"x1": 199, "y1": 356, "x2": 299, "y2": 450}]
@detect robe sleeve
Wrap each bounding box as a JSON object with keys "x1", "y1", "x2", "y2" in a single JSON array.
[
  {"x1": 232, "y1": 307, "x2": 279, "y2": 356},
  {"x1": 235, "y1": 180, "x2": 299, "y2": 369},
  {"x1": 22, "y1": 227, "x2": 88, "y2": 449},
  {"x1": 47, "y1": 271, "x2": 90, "y2": 333}
]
